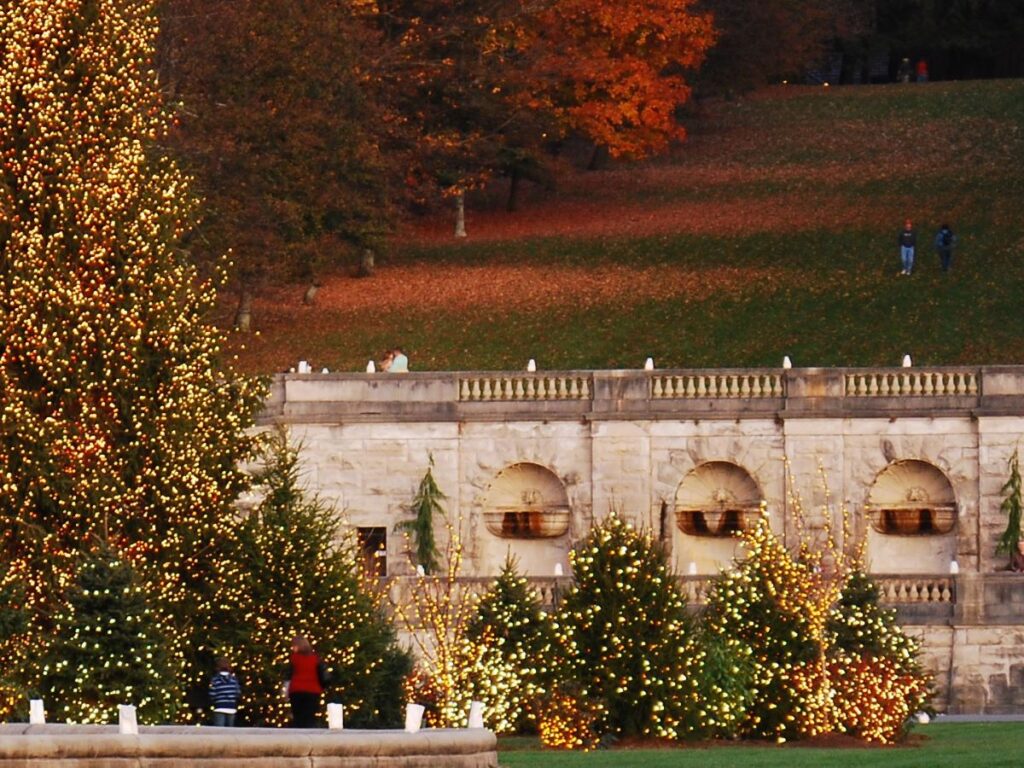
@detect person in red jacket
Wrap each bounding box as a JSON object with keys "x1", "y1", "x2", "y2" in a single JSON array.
[{"x1": 284, "y1": 635, "x2": 327, "y2": 727}]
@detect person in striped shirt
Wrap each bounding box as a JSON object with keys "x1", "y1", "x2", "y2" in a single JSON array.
[{"x1": 209, "y1": 657, "x2": 242, "y2": 726}]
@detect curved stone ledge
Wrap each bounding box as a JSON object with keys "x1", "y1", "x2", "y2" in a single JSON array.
[{"x1": 0, "y1": 725, "x2": 497, "y2": 768}]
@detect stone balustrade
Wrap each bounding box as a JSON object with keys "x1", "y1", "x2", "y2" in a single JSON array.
[
  {"x1": 458, "y1": 374, "x2": 591, "y2": 401},
  {"x1": 876, "y1": 575, "x2": 955, "y2": 604},
  {"x1": 385, "y1": 574, "x2": 957, "y2": 620},
  {"x1": 844, "y1": 370, "x2": 979, "y2": 397},
  {"x1": 651, "y1": 372, "x2": 785, "y2": 399},
  {"x1": 261, "y1": 365, "x2": 1024, "y2": 424},
  {"x1": 0, "y1": 724, "x2": 497, "y2": 768}
]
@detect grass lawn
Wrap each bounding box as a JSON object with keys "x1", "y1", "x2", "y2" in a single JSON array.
[
  {"x1": 496, "y1": 722, "x2": 1024, "y2": 767},
  {"x1": 225, "y1": 79, "x2": 1024, "y2": 375}
]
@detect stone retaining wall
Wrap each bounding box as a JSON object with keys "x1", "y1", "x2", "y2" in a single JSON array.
[{"x1": 0, "y1": 725, "x2": 497, "y2": 768}]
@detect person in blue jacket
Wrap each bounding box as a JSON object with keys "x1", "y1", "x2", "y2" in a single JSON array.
[
  {"x1": 210, "y1": 657, "x2": 242, "y2": 726},
  {"x1": 934, "y1": 223, "x2": 957, "y2": 272}
]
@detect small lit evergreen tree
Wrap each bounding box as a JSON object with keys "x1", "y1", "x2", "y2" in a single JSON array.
[
  {"x1": 701, "y1": 514, "x2": 834, "y2": 741},
  {"x1": 548, "y1": 511, "x2": 701, "y2": 743},
  {"x1": 466, "y1": 556, "x2": 555, "y2": 732},
  {"x1": 703, "y1": 512, "x2": 931, "y2": 744},
  {"x1": 215, "y1": 428, "x2": 410, "y2": 727},
  {"x1": 826, "y1": 569, "x2": 932, "y2": 743},
  {"x1": 38, "y1": 541, "x2": 177, "y2": 724}
]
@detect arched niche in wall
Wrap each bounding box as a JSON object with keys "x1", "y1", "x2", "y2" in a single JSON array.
[
  {"x1": 673, "y1": 461, "x2": 763, "y2": 576},
  {"x1": 864, "y1": 459, "x2": 957, "y2": 574},
  {"x1": 478, "y1": 463, "x2": 571, "y2": 576}
]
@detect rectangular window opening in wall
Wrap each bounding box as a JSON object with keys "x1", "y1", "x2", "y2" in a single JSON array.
[{"x1": 357, "y1": 527, "x2": 387, "y2": 577}]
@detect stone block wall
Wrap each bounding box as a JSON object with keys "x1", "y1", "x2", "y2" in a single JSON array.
[{"x1": 261, "y1": 366, "x2": 1024, "y2": 712}]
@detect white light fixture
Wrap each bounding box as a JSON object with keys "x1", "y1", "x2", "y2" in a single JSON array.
[
  {"x1": 416, "y1": 564, "x2": 425, "y2": 577},
  {"x1": 554, "y1": 563, "x2": 564, "y2": 577},
  {"x1": 366, "y1": 360, "x2": 376, "y2": 373},
  {"x1": 949, "y1": 559, "x2": 960, "y2": 575},
  {"x1": 29, "y1": 699, "x2": 45, "y2": 725},
  {"x1": 644, "y1": 357, "x2": 655, "y2": 371},
  {"x1": 321, "y1": 367, "x2": 329, "y2": 374},
  {"x1": 902, "y1": 354, "x2": 913, "y2": 368},
  {"x1": 468, "y1": 701, "x2": 485, "y2": 729},
  {"x1": 687, "y1": 561, "x2": 698, "y2": 576},
  {"x1": 298, "y1": 360, "x2": 310, "y2": 374},
  {"x1": 327, "y1": 702, "x2": 344, "y2": 730},
  {"x1": 527, "y1": 358, "x2": 537, "y2": 372},
  {"x1": 782, "y1": 355, "x2": 792, "y2": 369},
  {"x1": 405, "y1": 703, "x2": 425, "y2": 733},
  {"x1": 118, "y1": 704, "x2": 138, "y2": 735}
]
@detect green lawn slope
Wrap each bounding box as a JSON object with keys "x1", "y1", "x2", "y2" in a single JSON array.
[
  {"x1": 224, "y1": 80, "x2": 1024, "y2": 374},
  {"x1": 496, "y1": 722, "x2": 1023, "y2": 768}
]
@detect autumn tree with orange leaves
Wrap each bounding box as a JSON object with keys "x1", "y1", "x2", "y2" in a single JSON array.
[
  {"x1": 525, "y1": 0, "x2": 715, "y2": 160},
  {"x1": 369, "y1": 0, "x2": 714, "y2": 218}
]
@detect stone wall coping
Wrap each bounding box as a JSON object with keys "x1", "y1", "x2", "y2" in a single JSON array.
[
  {"x1": 259, "y1": 366, "x2": 1024, "y2": 424},
  {"x1": 0, "y1": 725, "x2": 497, "y2": 764}
]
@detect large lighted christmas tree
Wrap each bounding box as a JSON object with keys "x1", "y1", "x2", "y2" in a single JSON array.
[{"x1": 0, "y1": 0, "x2": 263, "y2": 718}]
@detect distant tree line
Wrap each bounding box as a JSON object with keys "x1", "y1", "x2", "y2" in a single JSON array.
[{"x1": 696, "y1": 0, "x2": 1024, "y2": 92}]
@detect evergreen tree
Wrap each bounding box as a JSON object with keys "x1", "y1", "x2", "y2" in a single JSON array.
[
  {"x1": 467, "y1": 556, "x2": 555, "y2": 732},
  {"x1": 826, "y1": 569, "x2": 931, "y2": 743},
  {"x1": 550, "y1": 511, "x2": 700, "y2": 742},
  {"x1": 395, "y1": 461, "x2": 446, "y2": 574},
  {"x1": 828, "y1": 569, "x2": 919, "y2": 666},
  {"x1": 215, "y1": 428, "x2": 410, "y2": 727},
  {"x1": 701, "y1": 514, "x2": 832, "y2": 740},
  {"x1": 996, "y1": 449, "x2": 1023, "y2": 563},
  {"x1": 38, "y1": 541, "x2": 177, "y2": 724},
  {"x1": 702, "y1": 514, "x2": 931, "y2": 744},
  {"x1": 0, "y1": 0, "x2": 264, "y2": 719},
  {"x1": 0, "y1": 562, "x2": 29, "y2": 716}
]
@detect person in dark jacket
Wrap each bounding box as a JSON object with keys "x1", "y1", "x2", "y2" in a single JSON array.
[
  {"x1": 934, "y1": 223, "x2": 957, "y2": 272},
  {"x1": 898, "y1": 219, "x2": 917, "y2": 275},
  {"x1": 284, "y1": 635, "x2": 327, "y2": 728},
  {"x1": 209, "y1": 657, "x2": 242, "y2": 726}
]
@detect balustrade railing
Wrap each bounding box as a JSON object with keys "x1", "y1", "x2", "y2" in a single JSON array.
[
  {"x1": 382, "y1": 574, "x2": 954, "y2": 616},
  {"x1": 873, "y1": 574, "x2": 955, "y2": 604},
  {"x1": 458, "y1": 374, "x2": 592, "y2": 402},
  {"x1": 651, "y1": 372, "x2": 784, "y2": 399},
  {"x1": 844, "y1": 370, "x2": 978, "y2": 397}
]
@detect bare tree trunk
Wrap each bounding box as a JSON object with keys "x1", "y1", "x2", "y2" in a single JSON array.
[
  {"x1": 302, "y1": 282, "x2": 320, "y2": 305},
  {"x1": 454, "y1": 190, "x2": 467, "y2": 238},
  {"x1": 506, "y1": 166, "x2": 520, "y2": 213},
  {"x1": 233, "y1": 286, "x2": 253, "y2": 332},
  {"x1": 357, "y1": 248, "x2": 375, "y2": 277}
]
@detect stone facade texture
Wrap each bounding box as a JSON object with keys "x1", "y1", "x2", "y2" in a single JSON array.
[{"x1": 260, "y1": 366, "x2": 1024, "y2": 713}]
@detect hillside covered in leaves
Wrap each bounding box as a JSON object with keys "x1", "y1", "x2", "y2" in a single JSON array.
[{"x1": 222, "y1": 79, "x2": 1024, "y2": 373}]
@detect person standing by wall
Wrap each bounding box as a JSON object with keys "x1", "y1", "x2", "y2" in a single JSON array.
[
  {"x1": 284, "y1": 635, "x2": 327, "y2": 728},
  {"x1": 899, "y1": 219, "x2": 917, "y2": 275},
  {"x1": 934, "y1": 223, "x2": 957, "y2": 272},
  {"x1": 209, "y1": 657, "x2": 242, "y2": 727}
]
